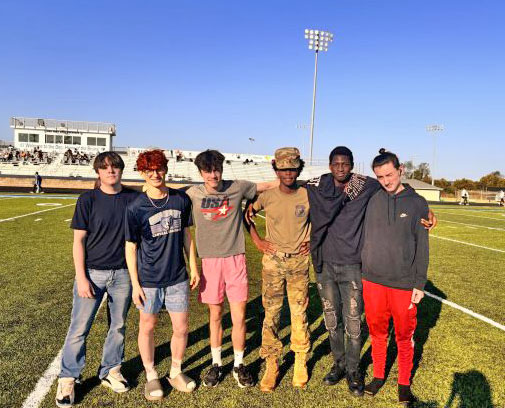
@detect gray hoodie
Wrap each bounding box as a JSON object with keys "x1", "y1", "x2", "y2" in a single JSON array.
[{"x1": 361, "y1": 185, "x2": 429, "y2": 290}]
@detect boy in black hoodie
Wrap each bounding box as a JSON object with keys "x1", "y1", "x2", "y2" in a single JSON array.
[{"x1": 361, "y1": 149, "x2": 429, "y2": 405}]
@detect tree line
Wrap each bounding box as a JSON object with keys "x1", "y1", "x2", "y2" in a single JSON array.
[{"x1": 403, "y1": 161, "x2": 505, "y2": 194}]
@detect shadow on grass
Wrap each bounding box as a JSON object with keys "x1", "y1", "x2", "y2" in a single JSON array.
[
  {"x1": 358, "y1": 280, "x2": 445, "y2": 385},
  {"x1": 125, "y1": 282, "x2": 325, "y2": 391},
  {"x1": 445, "y1": 370, "x2": 494, "y2": 408}
]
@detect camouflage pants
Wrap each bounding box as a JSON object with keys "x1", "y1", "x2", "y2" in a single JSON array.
[{"x1": 259, "y1": 252, "x2": 311, "y2": 359}]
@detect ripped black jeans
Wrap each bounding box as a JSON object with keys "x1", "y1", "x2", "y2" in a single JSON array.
[{"x1": 316, "y1": 262, "x2": 363, "y2": 374}]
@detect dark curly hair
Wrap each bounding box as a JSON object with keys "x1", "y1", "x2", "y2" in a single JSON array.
[
  {"x1": 194, "y1": 150, "x2": 225, "y2": 173},
  {"x1": 136, "y1": 149, "x2": 168, "y2": 172}
]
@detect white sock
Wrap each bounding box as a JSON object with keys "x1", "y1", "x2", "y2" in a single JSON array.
[
  {"x1": 170, "y1": 359, "x2": 182, "y2": 379},
  {"x1": 145, "y1": 366, "x2": 158, "y2": 382},
  {"x1": 211, "y1": 347, "x2": 222, "y2": 366},
  {"x1": 234, "y1": 349, "x2": 244, "y2": 368}
]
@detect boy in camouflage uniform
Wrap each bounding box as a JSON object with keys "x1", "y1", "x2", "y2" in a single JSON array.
[{"x1": 247, "y1": 147, "x2": 311, "y2": 392}]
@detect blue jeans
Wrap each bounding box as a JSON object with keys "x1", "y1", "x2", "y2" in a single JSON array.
[{"x1": 59, "y1": 268, "x2": 132, "y2": 379}]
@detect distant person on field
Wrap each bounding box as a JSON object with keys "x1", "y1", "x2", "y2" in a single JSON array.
[
  {"x1": 361, "y1": 149, "x2": 429, "y2": 405},
  {"x1": 32, "y1": 172, "x2": 42, "y2": 193},
  {"x1": 185, "y1": 149, "x2": 277, "y2": 388},
  {"x1": 125, "y1": 149, "x2": 199, "y2": 401},
  {"x1": 247, "y1": 147, "x2": 312, "y2": 392},
  {"x1": 460, "y1": 188, "x2": 469, "y2": 205},
  {"x1": 56, "y1": 152, "x2": 138, "y2": 408},
  {"x1": 498, "y1": 190, "x2": 504, "y2": 207}
]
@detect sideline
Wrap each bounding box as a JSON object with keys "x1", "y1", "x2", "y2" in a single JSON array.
[
  {"x1": 0, "y1": 194, "x2": 78, "y2": 200},
  {"x1": 441, "y1": 219, "x2": 505, "y2": 232},
  {"x1": 0, "y1": 203, "x2": 75, "y2": 223},
  {"x1": 431, "y1": 234, "x2": 505, "y2": 254},
  {"x1": 21, "y1": 297, "x2": 107, "y2": 408},
  {"x1": 435, "y1": 210, "x2": 505, "y2": 222}
]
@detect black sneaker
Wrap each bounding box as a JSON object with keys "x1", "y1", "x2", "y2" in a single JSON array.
[
  {"x1": 398, "y1": 384, "x2": 418, "y2": 404},
  {"x1": 323, "y1": 364, "x2": 346, "y2": 386},
  {"x1": 364, "y1": 377, "x2": 385, "y2": 396},
  {"x1": 346, "y1": 371, "x2": 364, "y2": 397},
  {"x1": 233, "y1": 364, "x2": 254, "y2": 388},
  {"x1": 203, "y1": 364, "x2": 224, "y2": 387}
]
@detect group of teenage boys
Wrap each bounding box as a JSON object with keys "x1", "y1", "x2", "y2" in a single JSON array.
[{"x1": 56, "y1": 145, "x2": 435, "y2": 407}]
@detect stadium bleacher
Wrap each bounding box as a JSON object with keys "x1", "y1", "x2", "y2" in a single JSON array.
[{"x1": 0, "y1": 148, "x2": 328, "y2": 182}]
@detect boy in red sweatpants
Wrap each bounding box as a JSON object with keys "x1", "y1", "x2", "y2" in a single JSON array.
[{"x1": 361, "y1": 149, "x2": 429, "y2": 405}]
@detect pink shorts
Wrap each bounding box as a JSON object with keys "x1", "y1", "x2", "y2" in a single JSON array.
[{"x1": 199, "y1": 254, "x2": 248, "y2": 304}]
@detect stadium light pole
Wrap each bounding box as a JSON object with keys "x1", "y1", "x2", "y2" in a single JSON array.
[
  {"x1": 304, "y1": 28, "x2": 334, "y2": 165},
  {"x1": 426, "y1": 124, "x2": 444, "y2": 186},
  {"x1": 296, "y1": 123, "x2": 310, "y2": 159}
]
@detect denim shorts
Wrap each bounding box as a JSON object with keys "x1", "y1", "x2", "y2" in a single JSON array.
[{"x1": 137, "y1": 279, "x2": 189, "y2": 314}]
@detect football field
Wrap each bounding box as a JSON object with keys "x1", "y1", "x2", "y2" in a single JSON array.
[{"x1": 0, "y1": 195, "x2": 504, "y2": 408}]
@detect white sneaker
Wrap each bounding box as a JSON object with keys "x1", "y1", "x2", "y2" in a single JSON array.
[
  {"x1": 55, "y1": 378, "x2": 75, "y2": 407},
  {"x1": 101, "y1": 366, "x2": 130, "y2": 393}
]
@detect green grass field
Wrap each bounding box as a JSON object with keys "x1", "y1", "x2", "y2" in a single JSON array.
[{"x1": 0, "y1": 196, "x2": 504, "y2": 408}]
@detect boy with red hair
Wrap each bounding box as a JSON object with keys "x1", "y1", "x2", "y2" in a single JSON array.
[{"x1": 125, "y1": 150, "x2": 199, "y2": 401}]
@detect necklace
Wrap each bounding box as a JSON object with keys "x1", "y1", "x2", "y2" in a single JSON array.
[{"x1": 147, "y1": 192, "x2": 169, "y2": 209}]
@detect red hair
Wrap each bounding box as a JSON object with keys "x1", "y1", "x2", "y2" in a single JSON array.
[{"x1": 136, "y1": 149, "x2": 168, "y2": 172}]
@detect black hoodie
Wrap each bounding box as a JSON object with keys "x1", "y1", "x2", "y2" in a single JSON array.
[
  {"x1": 361, "y1": 184, "x2": 429, "y2": 290},
  {"x1": 306, "y1": 173, "x2": 378, "y2": 272}
]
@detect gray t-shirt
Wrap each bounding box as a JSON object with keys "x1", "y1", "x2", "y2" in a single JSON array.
[{"x1": 186, "y1": 180, "x2": 257, "y2": 258}]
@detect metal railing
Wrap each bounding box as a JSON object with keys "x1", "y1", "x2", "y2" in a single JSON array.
[{"x1": 10, "y1": 117, "x2": 116, "y2": 134}]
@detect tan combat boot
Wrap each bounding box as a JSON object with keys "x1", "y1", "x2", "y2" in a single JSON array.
[
  {"x1": 292, "y1": 352, "x2": 308, "y2": 388},
  {"x1": 260, "y1": 357, "x2": 279, "y2": 392}
]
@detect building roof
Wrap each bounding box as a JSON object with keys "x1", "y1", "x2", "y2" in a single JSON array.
[
  {"x1": 10, "y1": 117, "x2": 116, "y2": 135},
  {"x1": 403, "y1": 178, "x2": 443, "y2": 191}
]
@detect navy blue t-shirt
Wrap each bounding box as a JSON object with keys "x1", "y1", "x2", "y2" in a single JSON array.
[
  {"x1": 71, "y1": 187, "x2": 140, "y2": 270},
  {"x1": 125, "y1": 189, "x2": 192, "y2": 288}
]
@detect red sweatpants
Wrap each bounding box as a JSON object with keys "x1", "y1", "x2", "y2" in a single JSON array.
[{"x1": 362, "y1": 279, "x2": 417, "y2": 385}]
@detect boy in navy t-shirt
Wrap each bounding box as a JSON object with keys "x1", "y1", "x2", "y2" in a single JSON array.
[
  {"x1": 56, "y1": 152, "x2": 138, "y2": 408},
  {"x1": 125, "y1": 150, "x2": 199, "y2": 401}
]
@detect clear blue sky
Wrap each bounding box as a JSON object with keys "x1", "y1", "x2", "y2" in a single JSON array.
[{"x1": 1, "y1": 0, "x2": 504, "y2": 180}]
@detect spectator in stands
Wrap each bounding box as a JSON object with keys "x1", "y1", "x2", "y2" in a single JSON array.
[
  {"x1": 361, "y1": 149, "x2": 429, "y2": 405},
  {"x1": 185, "y1": 149, "x2": 277, "y2": 389},
  {"x1": 125, "y1": 149, "x2": 199, "y2": 401},
  {"x1": 56, "y1": 152, "x2": 138, "y2": 408}
]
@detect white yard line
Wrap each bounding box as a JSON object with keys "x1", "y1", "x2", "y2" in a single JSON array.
[
  {"x1": 0, "y1": 197, "x2": 17, "y2": 201},
  {"x1": 64, "y1": 219, "x2": 72, "y2": 222},
  {"x1": 424, "y1": 291, "x2": 505, "y2": 332},
  {"x1": 435, "y1": 210, "x2": 505, "y2": 222},
  {"x1": 431, "y1": 234, "x2": 505, "y2": 253},
  {"x1": 0, "y1": 203, "x2": 75, "y2": 223},
  {"x1": 441, "y1": 220, "x2": 505, "y2": 232},
  {"x1": 34, "y1": 218, "x2": 42, "y2": 222},
  {"x1": 21, "y1": 296, "x2": 107, "y2": 408}
]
